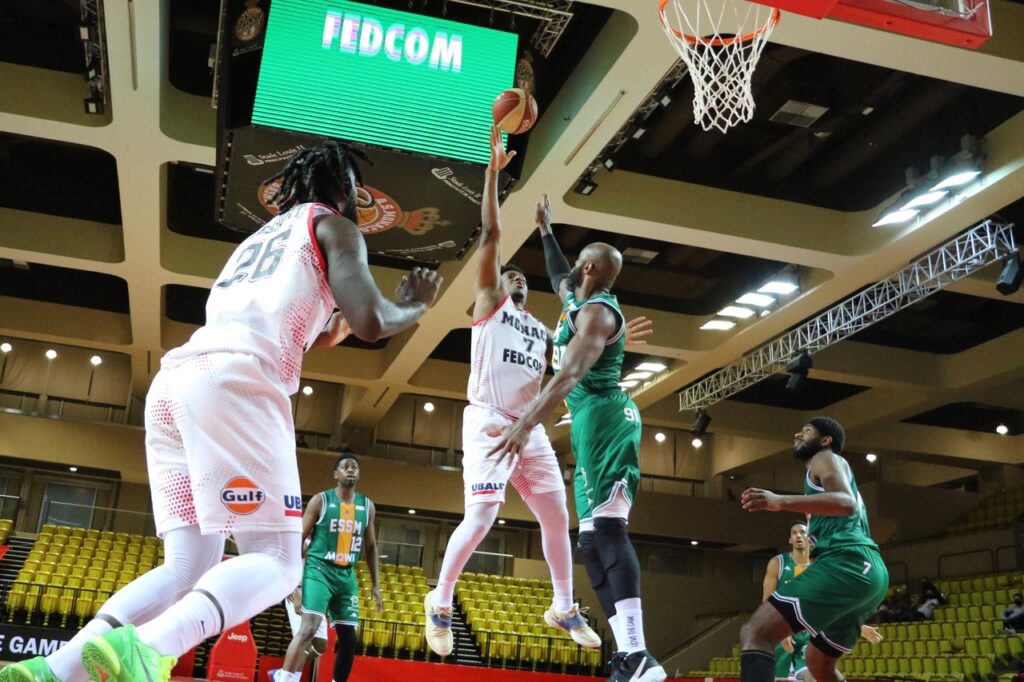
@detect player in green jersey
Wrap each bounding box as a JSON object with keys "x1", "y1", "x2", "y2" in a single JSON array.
[
  {"x1": 739, "y1": 417, "x2": 888, "y2": 682},
  {"x1": 488, "y1": 214, "x2": 665, "y2": 682},
  {"x1": 274, "y1": 452, "x2": 381, "y2": 682},
  {"x1": 763, "y1": 522, "x2": 812, "y2": 681}
]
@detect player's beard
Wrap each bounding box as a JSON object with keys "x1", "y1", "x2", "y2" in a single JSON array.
[
  {"x1": 564, "y1": 265, "x2": 583, "y2": 291},
  {"x1": 793, "y1": 437, "x2": 822, "y2": 461},
  {"x1": 510, "y1": 289, "x2": 526, "y2": 305}
]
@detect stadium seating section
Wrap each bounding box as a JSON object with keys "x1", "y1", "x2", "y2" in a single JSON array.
[
  {"x1": 948, "y1": 487, "x2": 1024, "y2": 533},
  {"x1": 457, "y1": 571, "x2": 603, "y2": 674},
  {"x1": 0, "y1": 519, "x2": 13, "y2": 545},
  {"x1": 694, "y1": 571, "x2": 1024, "y2": 680}
]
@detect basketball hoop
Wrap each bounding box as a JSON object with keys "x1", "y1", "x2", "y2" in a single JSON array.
[{"x1": 659, "y1": 0, "x2": 780, "y2": 134}]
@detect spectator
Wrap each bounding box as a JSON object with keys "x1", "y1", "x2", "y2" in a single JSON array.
[
  {"x1": 1002, "y1": 593, "x2": 1024, "y2": 634},
  {"x1": 912, "y1": 594, "x2": 942, "y2": 621}
]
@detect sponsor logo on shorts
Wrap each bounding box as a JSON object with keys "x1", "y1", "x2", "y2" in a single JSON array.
[
  {"x1": 221, "y1": 477, "x2": 265, "y2": 515},
  {"x1": 471, "y1": 482, "x2": 505, "y2": 496},
  {"x1": 284, "y1": 494, "x2": 303, "y2": 517}
]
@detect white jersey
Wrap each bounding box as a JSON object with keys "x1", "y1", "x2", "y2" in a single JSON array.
[
  {"x1": 164, "y1": 202, "x2": 337, "y2": 395},
  {"x1": 468, "y1": 295, "x2": 549, "y2": 418}
]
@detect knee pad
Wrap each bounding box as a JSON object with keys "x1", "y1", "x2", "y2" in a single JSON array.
[
  {"x1": 576, "y1": 532, "x2": 606, "y2": 591},
  {"x1": 593, "y1": 518, "x2": 641, "y2": 600}
]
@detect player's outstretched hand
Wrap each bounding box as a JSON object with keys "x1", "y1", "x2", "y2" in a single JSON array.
[
  {"x1": 397, "y1": 267, "x2": 443, "y2": 308},
  {"x1": 861, "y1": 625, "x2": 883, "y2": 643},
  {"x1": 485, "y1": 423, "x2": 527, "y2": 470},
  {"x1": 372, "y1": 585, "x2": 383, "y2": 613},
  {"x1": 487, "y1": 125, "x2": 517, "y2": 172},
  {"x1": 741, "y1": 487, "x2": 783, "y2": 512},
  {"x1": 536, "y1": 194, "x2": 552, "y2": 235},
  {"x1": 625, "y1": 316, "x2": 653, "y2": 347}
]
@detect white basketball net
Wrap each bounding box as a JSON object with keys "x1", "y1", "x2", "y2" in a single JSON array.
[{"x1": 659, "y1": 0, "x2": 779, "y2": 134}]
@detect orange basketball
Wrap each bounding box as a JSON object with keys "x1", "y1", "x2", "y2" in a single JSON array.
[{"x1": 492, "y1": 88, "x2": 539, "y2": 135}]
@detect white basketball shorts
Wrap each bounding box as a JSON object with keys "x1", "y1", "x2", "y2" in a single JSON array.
[
  {"x1": 461, "y1": 404, "x2": 564, "y2": 507},
  {"x1": 145, "y1": 352, "x2": 304, "y2": 538},
  {"x1": 285, "y1": 596, "x2": 328, "y2": 640}
]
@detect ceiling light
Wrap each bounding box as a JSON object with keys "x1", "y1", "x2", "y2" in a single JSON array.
[
  {"x1": 865, "y1": 453, "x2": 877, "y2": 463},
  {"x1": 624, "y1": 372, "x2": 652, "y2": 381},
  {"x1": 0, "y1": 343, "x2": 11, "y2": 353},
  {"x1": 423, "y1": 401, "x2": 435, "y2": 412},
  {"x1": 872, "y1": 209, "x2": 919, "y2": 227},
  {"x1": 602, "y1": 157, "x2": 616, "y2": 172},
  {"x1": 758, "y1": 281, "x2": 799, "y2": 295},
  {"x1": 301, "y1": 385, "x2": 313, "y2": 396},
  {"x1": 407, "y1": 509, "x2": 417, "y2": 515},
  {"x1": 497, "y1": 519, "x2": 506, "y2": 525},
  {"x1": 631, "y1": 126, "x2": 647, "y2": 140},
  {"x1": 90, "y1": 355, "x2": 102, "y2": 366},
  {"x1": 759, "y1": 310, "x2": 771, "y2": 317},
  {"x1": 718, "y1": 306, "x2": 755, "y2": 319},
  {"x1": 700, "y1": 320, "x2": 735, "y2": 331},
  {"x1": 736, "y1": 293, "x2": 775, "y2": 307},
  {"x1": 573, "y1": 176, "x2": 598, "y2": 196},
  {"x1": 69, "y1": 466, "x2": 78, "y2": 472},
  {"x1": 636, "y1": 362, "x2": 667, "y2": 372},
  {"x1": 618, "y1": 380, "x2": 638, "y2": 389},
  {"x1": 83, "y1": 96, "x2": 104, "y2": 115},
  {"x1": 654, "y1": 432, "x2": 666, "y2": 443},
  {"x1": 691, "y1": 411, "x2": 711, "y2": 437},
  {"x1": 785, "y1": 351, "x2": 812, "y2": 395},
  {"x1": 690, "y1": 540, "x2": 699, "y2": 546},
  {"x1": 996, "y1": 424, "x2": 1009, "y2": 436},
  {"x1": 691, "y1": 437, "x2": 703, "y2": 448},
  {"x1": 45, "y1": 349, "x2": 58, "y2": 360},
  {"x1": 900, "y1": 190, "x2": 948, "y2": 210},
  {"x1": 931, "y1": 170, "x2": 980, "y2": 191}
]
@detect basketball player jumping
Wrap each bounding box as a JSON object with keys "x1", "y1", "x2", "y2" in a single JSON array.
[
  {"x1": 425, "y1": 127, "x2": 652, "y2": 656},
  {"x1": 488, "y1": 213, "x2": 666, "y2": 681},
  {"x1": 0, "y1": 142, "x2": 440, "y2": 682},
  {"x1": 275, "y1": 451, "x2": 379, "y2": 682},
  {"x1": 739, "y1": 418, "x2": 889, "y2": 682}
]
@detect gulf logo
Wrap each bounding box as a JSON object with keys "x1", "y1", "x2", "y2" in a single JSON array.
[{"x1": 221, "y1": 477, "x2": 265, "y2": 515}]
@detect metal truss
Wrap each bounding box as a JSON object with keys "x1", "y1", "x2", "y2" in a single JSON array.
[
  {"x1": 443, "y1": 0, "x2": 574, "y2": 56},
  {"x1": 678, "y1": 219, "x2": 1018, "y2": 413},
  {"x1": 576, "y1": 59, "x2": 690, "y2": 182},
  {"x1": 80, "y1": 0, "x2": 109, "y2": 104}
]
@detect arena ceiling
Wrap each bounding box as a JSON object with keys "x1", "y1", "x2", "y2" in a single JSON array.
[{"x1": 2, "y1": 0, "x2": 1024, "y2": 487}]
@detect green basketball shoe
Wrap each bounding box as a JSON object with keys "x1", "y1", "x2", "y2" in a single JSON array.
[
  {"x1": 0, "y1": 657, "x2": 59, "y2": 682},
  {"x1": 81, "y1": 625, "x2": 176, "y2": 682}
]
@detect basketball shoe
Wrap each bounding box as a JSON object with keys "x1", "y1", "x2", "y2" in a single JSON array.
[
  {"x1": 0, "y1": 657, "x2": 59, "y2": 682},
  {"x1": 544, "y1": 605, "x2": 602, "y2": 648},
  {"x1": 81, "y1": 625, "x2": 176, "y2": 682},
  {"x1": 423, "y1": 591, "x2": 453, "y2": 657},
  {"x1": 608, "y1": 650, "x2": 667, "y2": 682}
]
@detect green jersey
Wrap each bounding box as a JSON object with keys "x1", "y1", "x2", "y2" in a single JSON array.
[
  {"x1": 776, "y1": 551, "x2": 810, "y2": 587},
  {"x1": 306, "y1": 489, "x2": 370, "y2": 569},
  {"x1": 551, "y1": 291, "x2": 627, "y2": 413},
  {"x1": 805, "y1": 460, "x2": 877, "y2": 557}
]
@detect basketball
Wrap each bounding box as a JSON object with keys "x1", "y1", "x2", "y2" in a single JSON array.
[{"x1": 492, "y1": 88, "x2": 538, "y2": 135}]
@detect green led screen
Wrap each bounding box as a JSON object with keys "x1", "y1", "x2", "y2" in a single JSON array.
[{"x1": 252, "y1": 0, "x2": 519, "y2": 165}]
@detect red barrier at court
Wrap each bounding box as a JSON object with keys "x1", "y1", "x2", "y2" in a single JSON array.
[
  {"x1": 171, "y1": 648, "x2": 196, "y2": 678},
  {"x1": 207, "y1": 621, "x2": 258, "y2": 682},
  {"x1": 255, "y1": 655, "x2": 283, "y2": 682},
  {"x1": 347, "y1": 658, "x2": 605, "y2": 682}
]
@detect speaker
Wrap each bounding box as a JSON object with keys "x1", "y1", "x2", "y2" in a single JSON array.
[{"x1": 997, "y1": 255, "x2": 1023, "y2": 296}]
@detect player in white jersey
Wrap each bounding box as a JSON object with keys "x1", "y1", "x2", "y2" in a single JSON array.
[
  {"x1": 424, "y1": 128, "x2": 649, "y2": 657},
  {"x1": 0, "y1": 141, "x2": 441, "y2": 682}
]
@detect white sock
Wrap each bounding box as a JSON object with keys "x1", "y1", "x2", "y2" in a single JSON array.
[
  {"x1": 615, "y1": 597, "x2": 646, "y2": 653},
  {"x1": 137, "y1": 530, "x2": 302, "y2": 657},
  {"x1": 608, "y1": 614, "x2": 624, "y2": 652},
  {"x1": 435, "y1": 502, "x2": 499, "y2": 608},
  {"x1": 47, "y1": 618, "x2": 112, "y2": 682},
  {"x1": 524, "y1": 490, "x2": 574, "y2": 613}
]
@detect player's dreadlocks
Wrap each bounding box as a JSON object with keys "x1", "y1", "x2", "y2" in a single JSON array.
[{"x1": 268, "y1": 140, "x2": 370, "y2": 222}]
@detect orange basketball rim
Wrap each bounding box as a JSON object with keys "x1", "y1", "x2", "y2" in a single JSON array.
[{"x1": 658, "y1": 0, "x2": 780, "y2": 46}]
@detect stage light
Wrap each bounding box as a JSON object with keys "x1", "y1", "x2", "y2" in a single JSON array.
[
  {"x1": 690, "y1": 540, "x2": 699, "y2": 546},
  {"x1": 0, "y1": 343, "x2": 11, "y2": 353},
  {"x1": 718, "y1": 306, "x2": 755, "y2": 319},
  {"x1": 691, "y1": 437, "x2": 703, "y2": 448},
  {"x1": 654, "y1": 432, "x2": 666, "y2": 443},
  {"x1": 90, "y1": 355, "x2": 102, "y2": 366},
  {"x1": 301, "y1": 385, "x2": 313, "y2": 396},
  {"x1": 573, "y1": 176, "x2": 598, "y2": 196},
  {"x1": 865, "y1": 453, "x2": 877, "y2": 463},
  {"x1": 996, "y1": 256, "x2": 1022, "y2": 296},
  {"x1": 636, "y1": 362, "x2": 667, "y2": 372},
  {"x1": 45, "y1": 349, "x2": 57, "y2": 360},
  {"x1": 996, "y1": 424, "x2": 1009, "y2": 436},
  {"x1": 736, "y1": 293, "x2": 775, "y2": 307},
  {"x1": 785, "y1": 351, "x2": 812, "y2": 395},
  {"x1": 423, "y1": 401, "x2": 435, "y2": 413}
]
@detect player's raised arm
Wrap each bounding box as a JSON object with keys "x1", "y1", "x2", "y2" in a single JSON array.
[
  {"x1": 488, "y1": 303, "x2": 616, "y2": 462},
  {"x1": 474, "y1": 126, "x2": 517, "y2": 320},
  {"x1": 316, "y1": 215, "x2": 441, "y2": 341},
  {"x1": 537, "y1": 195, "x2": 572, "y2": 301}
]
